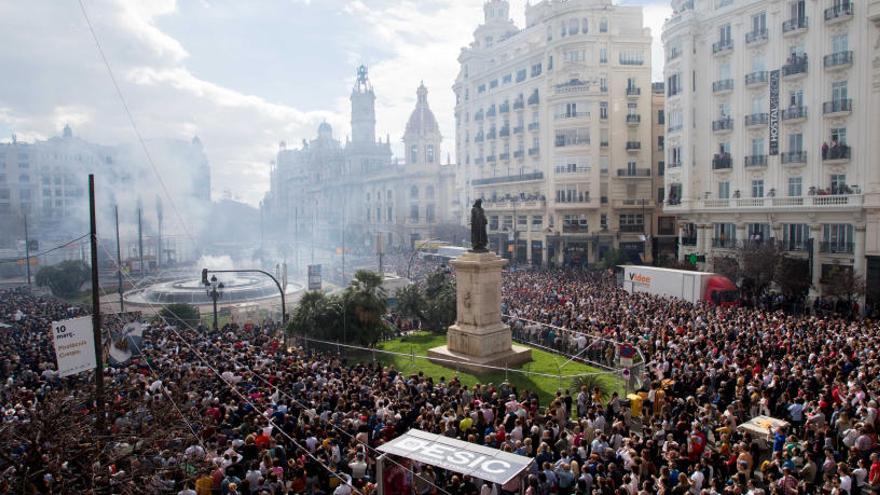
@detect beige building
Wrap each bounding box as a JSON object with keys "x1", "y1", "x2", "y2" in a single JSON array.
[
  {"x1": 262, "y1": 67, "x2": 458, "y2": 257},
  {"x1": 453, "y1": 0, "x2": 658, "y2": 266},
  {"x1": 662, "y1": 0, "x2": 880, "y2": 303}
]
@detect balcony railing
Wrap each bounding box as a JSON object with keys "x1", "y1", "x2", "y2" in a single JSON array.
[
  {"x1": 626, "y1": 87, "x2": 641, "y2": 97},
  {"x1": 712, "y1": 238, "x2": 737, "y2": 248},
  {"x1": 499, "y1": 127, "x2": 510, "y2": 137},
  {"x1": 823, "y1": 99, "x2": 852, "y2": 115},
  {"x1": 626, "y1": 141, "x2": 641, "y2": 151},
  {"x1": 513, "y1": 150, "x2": 524, "y2": 159},
  {"x1": 712, "y1": 38, "x2": 734, "y2": 54},
  {"x1": 513, "y1": 100, "x2": 524, "y2": 110},
  {"x1": 561, "y1": 224, "x2": 590, "y2": 234},
  {"x1": 712, "y1": 154, "x2": 732, "y2": 169},
  {"x1": 513, "y1": 126, "x2": 524, "y2": 134},
  {"x1": 619, "y1": 224, "x2": 646, "y2": 233},
  {"x1": 486, "y1": 107, "x2": 496, "y2": 117},
  {"x1": 712, "y1": 118, "x2": 734, "y2": 132},
  {"x1": 782, "y1": 57, "x2": 808, "y2": 78},
  {"x1": 820, "y1": 242, "x2": 854, "y2": 254},
  {"x1": 527, "y1": 122, "x2": 539, "y2": 131},
  {"x1": 617, "y1": 168, "x2": 652, "y2": 177},
  {"x1": 554, "y1": 112, "x2": 589, "y2": 120},
  {"x1": 555, "y1": 136, "x2": 589, "y2": 147},
  {"x1": 474, "y1": 134, "x2": 484, "y2": 143},
  {"x1": 499, "y1": 152, "x2": 510, "y2": 161},
  {"x1": 782, "y1": 106, "x2": 808, "y2": 121},
  {"x1": 668, "y1": 161, "x2": 682, "y2": 168},
  {"x1": 486, "y1": 130, "x2": 496, "y2": 139},
  {"x1": 824, "y1": 50, "x2": 853, "y2": 69},
  {"x1": 782, "y1": 16, "x2": 808, "y2": 35},
  {"x1": 474, "y1": 111, "x2": 484, "y2": 121},
  {"x1": 744, "y1": 155, "x2": 767, "y2": 167},
  {"x1": 486, "y1": 155, "x2": 496, "y2": 162},
  {"x1": 745, "y1": 71, "x2": 768, "y2": 86},
  {"x1": 690, "y1": 194, "x2": 863, "y2": 210},
  {"x1": 528, "y1": 147, "x2": 539, "y2": 156},
  {"x1": 781, "y1": 150, "x2": 807, "y2": 164},
  {"x1": 626, "y1": 114, "x2": 641, "y2": 124},
  {"x1": 527, "y1": 92, "x2": 540, "y2": 105},
  {"x1": 471, "y1": 172, "x2": 544, "y2": 186},
  {"x1": 823, "y1": 144, "x2": 851, "y2": 161},
  {"x1": 556, "y1": 195, "x2": 591, "y2": 206},
  {"x1": 712, "y1": 78, "x2": 734, "y2": 93},
  {"x1": 499, "y1": 103, "x2": 510, "y2": 113},
  {"x1": 745, "y1": 29, "x2": 769, "y2": 44},
  {"x1": 745, "y1": 113, "x2": 769, "y2": 126},
  {"x1": 782, "y1": 240, "x2": 808, "y2": 252},
  {"x1": 824, "y1": 2, "x2": 853, "y2": 23}
]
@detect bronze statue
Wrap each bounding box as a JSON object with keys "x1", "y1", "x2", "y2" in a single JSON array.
[{"x1": 470, "y1": 199, "x2": 488, "y2": 252}]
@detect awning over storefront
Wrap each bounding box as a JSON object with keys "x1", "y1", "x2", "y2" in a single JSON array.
[{"x1": 376, "y1": 429, "x2": 533, "y2": 485}]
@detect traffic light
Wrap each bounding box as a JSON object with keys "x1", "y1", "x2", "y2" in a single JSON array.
[{"x1": 201, "y1": 268, "x2": 208, "y2": 286}]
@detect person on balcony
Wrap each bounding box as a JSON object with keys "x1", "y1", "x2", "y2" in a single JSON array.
[{"x1": 822, "y1": 142, "x2": 829, "y2": 160}]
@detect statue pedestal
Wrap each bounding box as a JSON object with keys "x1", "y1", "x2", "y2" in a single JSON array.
[{"x1": 428, "y1": 251, "x2": 531, "y2": 374}]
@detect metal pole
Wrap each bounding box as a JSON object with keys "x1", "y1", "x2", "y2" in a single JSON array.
[
  {"x1": 115, "y1": 205, "x2": 124, "y2": 313},
  {"x1": 137, "y1": 203, "x2": 144, "y2": 277},
  {"x1": 88, "y1": 175, "x2": 106, "y2": 437},
  {"x1": 212, "y1": 291, "x2": 218, "y2": 331},
  {"x1": 23, "y1": 214, "x2": 31, "y2": 288}
]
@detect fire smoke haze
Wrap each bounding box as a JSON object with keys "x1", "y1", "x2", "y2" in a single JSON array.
[{"x1": 0, "y1": 0, "x2": 671, "y2": 209}]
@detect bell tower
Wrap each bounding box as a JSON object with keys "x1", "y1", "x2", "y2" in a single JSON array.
[{"x1": 350, "y1": 65, "x2": 376, "y2": 145}]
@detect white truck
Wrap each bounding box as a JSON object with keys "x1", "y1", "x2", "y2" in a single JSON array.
[{"x1": 619, "y1": 265, "x2": 739, "y2": 306}]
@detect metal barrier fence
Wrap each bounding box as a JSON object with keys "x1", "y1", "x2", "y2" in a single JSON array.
[{"x1": 502, "y1": 314, "x2": 648, "y2": 392}]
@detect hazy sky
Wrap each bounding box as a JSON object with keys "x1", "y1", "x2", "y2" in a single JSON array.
[{"x1": 0, "y1": 0, "x2": 672, "y2": 206}]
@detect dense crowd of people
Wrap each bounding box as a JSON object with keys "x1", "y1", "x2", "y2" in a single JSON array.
[{"x1": 1, "y1": 261, "x2": 880, "y2": 494}]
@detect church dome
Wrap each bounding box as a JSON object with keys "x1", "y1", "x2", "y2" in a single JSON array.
[
  {"x1": 405, "y1": 83, "x2": 439, "y2": 136},
  {"x1": 318, "y1": 121, "x2": 332, "y2": 134}
]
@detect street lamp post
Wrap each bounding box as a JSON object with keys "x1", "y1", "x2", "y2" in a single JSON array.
[{"x1": 204, "y1": 274, "x2": 224, "y2": 331}]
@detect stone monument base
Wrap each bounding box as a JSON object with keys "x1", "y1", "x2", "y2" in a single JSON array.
[{"x1": 427, "y1": 344, "x2": 532, "y2": 374}]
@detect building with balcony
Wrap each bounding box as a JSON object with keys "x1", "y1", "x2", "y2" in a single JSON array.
[
  {"x1": 453, "y1": 0, "x2": 656, "y2": 266},
  {"x1": 262, "y1": 68, "x2": 457, "y2": 253},
  {"x1": 661, "y1": 0, "x2": 880, "y2": 302}
]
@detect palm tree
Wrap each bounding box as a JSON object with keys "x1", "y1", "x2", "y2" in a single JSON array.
[
  {"x1": 344, "y1": 270, "x2": 388, "y2": 344},
  {"x1": 288, "y1": 290, "x2": 327, "y2": 341}
]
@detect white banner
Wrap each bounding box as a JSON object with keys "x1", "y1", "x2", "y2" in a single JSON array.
[{"x1": 52, "y1": 316, "x2": 96, "y2": 377}]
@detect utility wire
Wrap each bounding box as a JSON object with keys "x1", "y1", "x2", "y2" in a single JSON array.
[
  {"x1": 76, "y1": 0, "x2": 198, "y2": 248},
  {"x1": 0, "y1": 234, "x2": 90, "y2": 264}
]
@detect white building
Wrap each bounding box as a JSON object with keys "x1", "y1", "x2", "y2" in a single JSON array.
[
  {"x1": 662, "y1": 0, "x2": 880, "y2": 303},
  {"x1": 262, "y1": 67, "x2": 458, "y2": 256},
  {"x1": 454, "y1": 0, "x2": 660, "y2": 266}
]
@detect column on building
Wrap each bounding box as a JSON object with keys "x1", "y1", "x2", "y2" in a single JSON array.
[
  {"x1": 855, "y1": 224, "x2": 867, "y2": 276},
  {"x1": 810, "y1": 224, "x2": 822, "y2": 291}
]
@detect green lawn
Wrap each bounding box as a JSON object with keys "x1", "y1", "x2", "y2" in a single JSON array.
[{"x1": 370, "y1": 332, "x2": 622, "y2": 407}]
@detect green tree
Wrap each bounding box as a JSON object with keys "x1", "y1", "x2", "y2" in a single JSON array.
[
  {"x1": 159, "y1": 303, "x2": 200, "y2": 329},
  {"x1": 712, "y1": 256, "x2": 740, "y2": 283},
  {"x1": 599, "y1": 248, "x2": 625, "y2": 270},
  {"x1": 738, "y1": 241, "x2": 782, "y2": 296},
  {"x1": 422, "y1": 270, "x2": 456, "y2": 333},
  {"x1": 823, "y1": 263, "x2": 865, "y2": 303},
  {"x1": 775, "y1": 256, "x2": 812, "y2": 299},
  {"x1": 395, "y1": 283, "x2": 426, "y2": 322},
  {"x1": 35, "y1": 260, "x2": 90, "y2": 299},
  {"x1": 288, "y1": 290, "x2": 329, "y2": 341},
  {"x1": 339, "y1": 270, "x2": 388, "y2": 345}
]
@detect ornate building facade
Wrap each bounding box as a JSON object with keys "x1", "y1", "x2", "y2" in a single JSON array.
[
  {"x1": 662, "y1": 0, "x2": 880, "y2": 301},
  {"x1": 453, "y1": 0, "x2": 661, "y2": 266},
  {"x1": 261, "y1": 67, "x2": 458, "y2": 256}
]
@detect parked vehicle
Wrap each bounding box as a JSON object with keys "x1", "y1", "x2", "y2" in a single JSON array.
[{"x1": 619, "y1": 265, "x2": 739, "y2": 306}]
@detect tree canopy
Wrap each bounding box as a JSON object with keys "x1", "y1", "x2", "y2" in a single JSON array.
[{"x1": 35, "y1": 260, "x2": 90, "y2": 299}]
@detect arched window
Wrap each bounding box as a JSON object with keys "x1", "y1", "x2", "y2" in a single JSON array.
[
  {"x1": 426, "y1": 186, "x2": 435, "y2": 199},
  {"x1": 410, "y1": 186, "x2": 419, "y2": 199},
  {"x1": 568, "y1": 19, "x2": 578, "y2": 35},
  {"x1": 426, "y1": 145, "x2": 435, "y2": 163}
]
